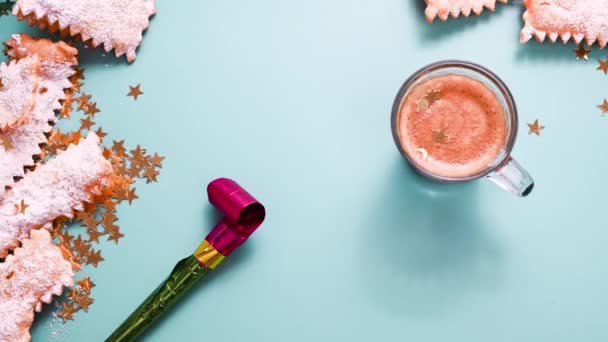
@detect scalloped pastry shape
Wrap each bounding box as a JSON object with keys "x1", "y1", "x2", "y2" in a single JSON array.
[
  {"x1": 0, "y1": 56, "x2": 40, "y2": 131},
  {"x1": 6, "y1": 33, "x2": 79, "y2": 66},
  {"x1": 0, "y1": 132, "x2": 113, "y2": 258},
  {"x1": 13, "y1": 0, "x2": 156, "y2": 62},
  {"x1": 425, "y1": 0, "x2": 508, "y2": 23},
  {"x1": 0, "y1": 34, "x2": 78, "y2": 195},
  {"x1": 521, "y1": 0, "x2": 608, "y2": 48},
  {"x1": 0, "y1": 229, "x2": 74, "y2": 342}
]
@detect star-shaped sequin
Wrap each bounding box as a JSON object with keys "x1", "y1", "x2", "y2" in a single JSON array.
[
  {"x1": 528, "y1": 119, "x2": 545, "y2": 136},
  {"x1": 58, "y1": 301, "x2": 77, "y2": 321},
  {"x1": 128, "y1": 84, "x2": 144, "y2": 100},
  {"x1": 598, "y1": 99, "x2": 608, "y2": 115},
  {"x1": 86, "y1": 249, "x2": 105, "y2": 267},
  {"x1": 85, "y1": 102, "x2": 101, "y2": 117},
  {"x1": 72, "y1": 291, "x2": 94, "y2": 312},
  {"x1": 574, "y1": 46, "x2": 591, "y2": 60},
  {"x1": 0, "y1": 134, "x2": 13, "y2": 151},
  {"x1": 78, "y1": 277, "x2": 96, "y2": 294},
  {"x1": 80, "y1": 117, "x2": 95, "y2": 131},
  {"x1": 150, "y1": 153, "x2": 165, "y2": 168},
  {"x1": 597, "y1": 59, "x2": 608, "y2": 74},
  {"x1": 432, "y1": 128, "x2": 449, "y2": 144}
]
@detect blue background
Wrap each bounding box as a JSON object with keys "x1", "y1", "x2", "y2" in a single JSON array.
[{"x1": 1, "y1": 0, "x2": 606, "y2": 340}]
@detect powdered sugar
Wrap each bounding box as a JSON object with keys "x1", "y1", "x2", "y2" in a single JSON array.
[
  {"x1": 0, "y1": 56, "x2": 40, "y2": 130},
  {"x1": 0, "y1": 132, "x2": 113, "y2": 257},
  {"x1": 521, "y1": 0, "x2": 608, "y2": 48},
  {"x1": 425, "y1": 0, "x2": 508, "y2": 23},
  {"x1": 0, "y1": 34, "x2": 78, "y2": 195},
  {"x1": 0, "y1": 229, "x2": 74, "y2": 342},
  {"x1": 14, "y1": 0, "x2": 156, "y2": 62}
]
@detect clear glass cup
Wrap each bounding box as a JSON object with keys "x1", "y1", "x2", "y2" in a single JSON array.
[{"x1": 391, "y1": 60, "x2": 534, "y2": 197}]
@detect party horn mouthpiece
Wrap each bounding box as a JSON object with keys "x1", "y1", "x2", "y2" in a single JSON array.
[{"x1": 106, "y1": 178, "x2": 265, "y2": 342}]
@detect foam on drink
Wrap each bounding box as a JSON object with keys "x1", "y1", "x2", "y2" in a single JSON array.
[{"x1": 396, "y1": 74, "x2": 507, "y2": 178}]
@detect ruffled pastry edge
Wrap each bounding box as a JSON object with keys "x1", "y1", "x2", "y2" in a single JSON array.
[
  {"x1": 520, "y1": 9, "x2": 608, "y2": 48},
  {"x1": 425, "y1": 0, "x2": 508, "y2": 23}
]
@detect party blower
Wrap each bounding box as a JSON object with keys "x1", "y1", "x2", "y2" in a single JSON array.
[{"x1": 106, "y1": 178, "x2": 265, "y2": 341}]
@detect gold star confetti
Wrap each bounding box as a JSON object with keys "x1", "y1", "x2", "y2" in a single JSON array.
[
  {"x1": 597, "y1": 59, "x2": 608, "y2": 74},
  {"x1": 126, "y1": 188, "x2": 139, "y2": 205},
  {"x1": 94, "y1": 127, "x2": 107, "y2": 140},
  {"x1": 15, "y1": 200, "x2": 29, "y2": 215},
  {"x1": 112, "y1": 140, "x2": 127, "y2": 157},
  {"x1": 72, "y1": 235, "x2": 91, "y2": 255},
  {"x1": 127, "y1": 84, "x2": 143, "y2": 100},
  {"x1": 143, "y1": 166, "x2": 159, "y2": 183},
  {"x1": 80, "y1": 117, "x2": 95, "y2": 131},
  {"x1": 87, "y1": 228, "x2": 103, "y2": 244},
  {"x1": 58, "y1": 301, "x2": 77, "y2": 321},
  {"x1": 79, "y1": 214, "x2": 99, "y2": 231},
  {"x1": 58, "y1": 230, "x2": 74, "y2": 245},
  {"x1": 72, "y1": 67, "x2": 86, "y2": 80},
  {"x1": 72, "y1": 81, "x2": 84, "y2": 93},
  {"x1": 150, "y1": 153, "x2": 164, "y2": 168},
  {"x1": 425, "y1": 89, "x2": 441, "y2": 104},
  {"x1": 598, "y1": 99, "x2": 608, "y2": 115},
  {"x1": 528, "y1": 119, "x2": 545, "y2": 136},
  {"x1": 432, "y1": 128, "x2": 449, "y2": 144},
  {"x1": 416, "y1": 89, "x2": 441, "y2": 112},
  {"x1": 86, "y1": 249, "x2": 104, "y2": 267},
  {"x1": 78, "y1": 277, "x2": 96, "y2": 294},
  {"x1": 85, "y1": 102, "x2": 100, "y2": 117},
  {"x1": 72, "y1": 290, "x2": 94, "y2": 312},
  {"x1": 574, "y1": 45, "x2": 590, "y2": 60},
  {"x1": 76, "y1": 93, "x2": 92, "y2": 110},
  {"x1": 128, "y1": 163, "x2": 142, "y2": 178},
  {"x1": 0, "y1": 134, "x2": 13, "y2": 151}
]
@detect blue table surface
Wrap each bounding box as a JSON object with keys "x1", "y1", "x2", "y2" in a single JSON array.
[{"x1": 1, "y1": 0, "x2": 607, "y2": 341}]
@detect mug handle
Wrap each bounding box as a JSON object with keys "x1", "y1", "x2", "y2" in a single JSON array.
[{"x1": 487, "y1": 157, "x2": 534, "y2": 197}]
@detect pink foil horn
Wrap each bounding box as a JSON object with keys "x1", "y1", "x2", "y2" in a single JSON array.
[{"x1": 206, "y1": 178, "x2": 266, "y2": 256}]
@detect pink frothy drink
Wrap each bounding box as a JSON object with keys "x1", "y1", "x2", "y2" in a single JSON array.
[{"x1": 391, "y1": 61, "x2": 534, "y2": 196}]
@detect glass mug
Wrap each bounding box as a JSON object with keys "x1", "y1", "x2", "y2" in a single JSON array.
[{"x1": 391, "y1": 60, "x2": 534, "y2": 197}]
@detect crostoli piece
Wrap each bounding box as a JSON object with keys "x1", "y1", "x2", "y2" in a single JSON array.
[
  {"x1": 13, "y1": 0, "x2": 156, "y2": 62},
  {"x1": 0, "y1": 34, "x2": 78, "y2": 194},
  {"x1": 0, "y1": 229, "x2": 74, "y2": 342},
  {"x1": 424, "y1": 0, "x2": 508, "y2": 23},
  {"x1": 0, "y1": 56, "x2": 40, "y2": 130},
  {"x1": 521, "y1": 0, "x2": 608, "y2": 48},
  {"x1": 0, "y1": 132, "x2": 113, "y2": 257}
]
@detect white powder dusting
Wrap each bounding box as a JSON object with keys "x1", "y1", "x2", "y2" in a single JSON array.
[
  {"x1": 521, "y1": 0, "x2": 608, "y2": 47},
  {"x1": 0, "y1": 132, "x2": 113, "y2": 258},
  {"x1": 0, "y1": 35, "x2": 78, "y2": 195},
  {"x1": 0, "y1": 56, "x2": 40, "y2": 130},
  {"x1": 14, "y1": 0, "x2": 156, "y2": 62},
  {"x1": 424, "y1": 0, "x2": 508, "y2": 22},
  {"x1": 0, "y1": 229, "x2": 74, "y2": 342}
]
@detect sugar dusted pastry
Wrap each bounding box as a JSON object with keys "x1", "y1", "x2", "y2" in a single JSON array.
[
  {"x1": 0, "y1": 34, "x2": 78, "y2": 194},
  {"x1": 6, "y1": 33, "x2": 78, "y2": 65},
  {"x1": 425, "y1": 0, "x2": 508, "y2": 23},
  {"x1": 13, "y1": 0, "x2": 156, "y2": 62},
  {"x1": 0, "y1": 56, "x2": 40, "y2": 130},
  {"x1": 0, "y1": 132, "x2": 113, "y2": 257},
  {"x1": 521, "y1": 0, "x2": 608, "y2": 48},
  {"x1": 0, "y1": 229, "x2": 74, "y2": 342}
]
